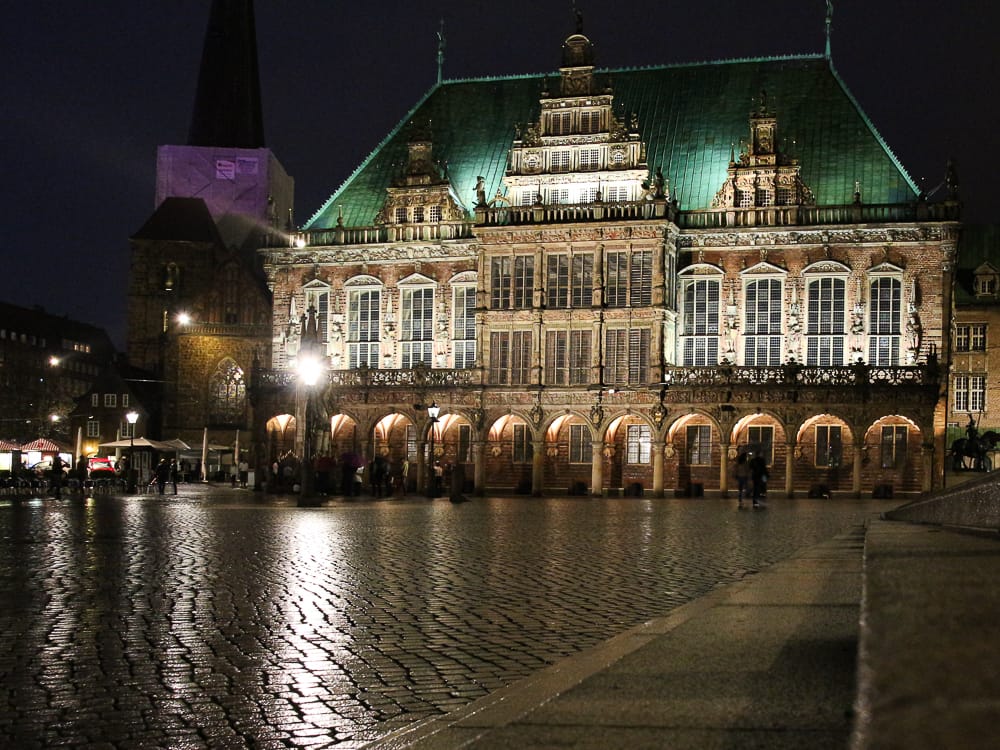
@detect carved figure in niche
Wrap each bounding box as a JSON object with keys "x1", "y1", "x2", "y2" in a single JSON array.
[
  {"x1": 475, "y1": 176, "x2": 486, "y2": 207},
  {"x1": 906, "y1": 303, "x2": 922, "y2": 360},
  {"x1": 653, "y1": 167, "x2": 666, "y2": 199},
  {"x1": 850, "y1": 301, "x2": 865, "y2": 335}
]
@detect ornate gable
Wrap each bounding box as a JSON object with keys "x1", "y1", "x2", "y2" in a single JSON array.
[{"x1": 711, "y1": 92, "x2": 815, "y2": 210}]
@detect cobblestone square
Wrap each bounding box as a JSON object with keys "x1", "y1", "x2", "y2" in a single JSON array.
[{"x1": 0, "y1": 489, "x2": 894, "y2": 747}]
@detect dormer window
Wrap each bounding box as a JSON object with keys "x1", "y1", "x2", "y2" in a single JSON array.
[
  {"x1": 580, "y1": 111, "x2": 600, "y2": 133},
  {"x1": 394, "y1": 207, "x2": 407, "y2": 223},
  {"x1": 550, "y1": 112, "x2": 572, "y2": 135}
]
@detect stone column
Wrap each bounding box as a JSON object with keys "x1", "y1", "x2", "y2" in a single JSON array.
[
  {"x1": 719, "y1": 443, "x2": 730, "y2": 497},
  {"x1": 415, "y1": 439, "x2": 426, "y2": 494},
  {"x1": 652, "y1": 439, "x2": 665, "y2": 497},
  {"x1": 591, "y1": 441, "x2": 605, "y2": 496},
  {"x1": 785, "y1": 441, "x2": 796, "y2": 498},
  {"x1": 472, "y1": 439, "x2": 486, "y2": 495},
  {"x1": 922, "y1": 443, "x2": 934, "y2": 494},
  {"x1": 532, "y1": 439, "x2": 545, "y2": 496},
  {"x1": 852, "y1": 442, "x2": 864, "y2": 498}
]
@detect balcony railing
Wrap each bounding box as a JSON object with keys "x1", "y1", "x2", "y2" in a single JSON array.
[
  {"x1": 662, "y1": 363, "x2": 939, "y2": 387},
  {"x1": 254, "y1": 362, "x2": 939, "y2": 392}
]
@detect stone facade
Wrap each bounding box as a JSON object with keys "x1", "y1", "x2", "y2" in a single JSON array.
[{"x1": 248, "y1": 31, "x2": 960, "y2": 499}]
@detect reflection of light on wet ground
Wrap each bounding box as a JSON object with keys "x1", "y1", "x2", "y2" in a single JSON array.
[{"x1": 0, "y1": 493, "x2": 898, "y2": 746}]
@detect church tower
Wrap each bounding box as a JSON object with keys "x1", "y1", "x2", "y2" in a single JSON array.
[{"x1": 127, "y1": 0, "x2": 287, "y2": 452}]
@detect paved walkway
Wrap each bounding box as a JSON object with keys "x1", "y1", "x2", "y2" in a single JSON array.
[
  {"x1": 369, "y1": 526, "x2": 868, "y2": 749},
  {"x1": 370, "y1": 477, "x2": 1000, "y2": 750}
]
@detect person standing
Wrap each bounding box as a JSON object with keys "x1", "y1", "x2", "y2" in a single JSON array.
[
  {"x1": 50, "y1": 454, "x2": 65, "y2": 498},
  {"x1": 154, "y1": 458, "x2": 170, "y2": 495},
  {"x1": 749, "y1": 454, "x2": 769, "y2": 508},
  {"x1": 169, "y1": 459, "x2": 179, "y2": 494},
  {"x1": 238, "y1": 459, "x2": 249, "y2": 488},
  {"x1": 734, "y1": 452, "x2": 751, "y2": 507}
]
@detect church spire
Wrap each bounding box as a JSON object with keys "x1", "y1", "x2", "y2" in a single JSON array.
[{"x1": 188, "y1": 0, "x2": 266, "y2": 148}]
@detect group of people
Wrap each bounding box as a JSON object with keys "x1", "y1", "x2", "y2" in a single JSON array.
[
  {"x1": 734, "y1": 451, "x2": 769, "y2": 508},
  {"x1": 151, "y1": 458, "x2": 179, "y2": 495}
]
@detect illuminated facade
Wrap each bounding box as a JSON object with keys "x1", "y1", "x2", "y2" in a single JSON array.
[{"x1": 252, "y1": 31, "x2": 959, "y2": 498}]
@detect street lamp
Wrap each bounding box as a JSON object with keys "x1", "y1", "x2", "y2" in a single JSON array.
[
  {"x1": 426, "y1": 402, "x2": 440, "y2": 497},
  {"x1": 125, "y1": 410, "x2": 139, "y2": 493},
  {"x1": 297, "y1": 354, "x2": 323, "y2": 506}
]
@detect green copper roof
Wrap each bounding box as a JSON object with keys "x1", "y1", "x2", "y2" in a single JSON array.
[{"x1": 306, "y1": 56, "x2": 918, "y2": 231}]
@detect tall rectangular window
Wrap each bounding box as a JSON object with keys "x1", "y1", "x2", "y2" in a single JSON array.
[
  {"x1": 881, "y1": 425, "x2": 907, "y2": 469},
  {"x1": 682, "y1": 278, "x2": 720, "y2": 366},
  {"x1": 605, "y1": 328, "x2": 649, "y2": 385},
  {"x1": 489, "y1": 331, "x2": 510, "y2": 385},
  {"x1": 815, "y1": 425, "x2": 843, "y2": 467},
  {"x1": 746, "y1": 426, "x2": 774, "y2": 465},
  {"x1": 348, "y1": 289, "x2": 380, "y2": 368},
  {"x1": 571, "y1": 254, "x2": 593, "y2": 307},
  {"x1": 569, "y1": 424, "x2": 592, "y2": 463},
  {"x1": 955, "y1": 324, "x2": 987, "y2": 352},
  {"x1": 686, "y1": 425, "x2": 712, "y2": 466},
  {"x1": 511, "y1": 330, "x2": 532, "y2": 384},
  {"x1": 86, "y1": 420, "x2": 100, "y2": 438},
  {"x1": 806, "y1": 277, "x2": 846, "y2": 366},
  {"x1": 868, "y1": 277, "x2": 901, "y2": 366},
  {"x1": 545, "y1": 330, "x2": 568, "y2": 385},
  {"x1": 744, "y1": 279, "x2": 782, "y2": 365},
  {"x1": 513, "y1": 256, "x2": 534, "y2": 309},
  {"x1": 569, "y1": 330, "x2": 592, "y2": 385},
  {"x1": 551, "y1": 150, "x2": 571, "y2": 171},
  {"x1": 626, "y1": 424, "x2": 651, "y2": 464},
  {"x1": 453, "y1": 285, "x2": 476, "y2": 368},
  {"x1": 491, "y1": 257, "x2": 511, "y2": 310},
  {"x1": 513, "y1": 423, "x2": 533, "y2": 463},
  {"x1": 547, "y1": 255, "x2": 569, "y2": 309},
  {"x1": 122, "y1": 420, "x2": 135, "y2": 439},
  {"x1": 629, "y1": 251, "x2": 652, "y2": 306},
  {"x1": 490, "y1": 331, "x2": 532, "y2": 385},
  {"x1": 606, "y1": 251, "x2": 627, "y2": 307},
  {"x1": 104, "y1": 393, "x2": 117, "y2": 407},
  {"x1": 401, "y1": 287, "x2": 433, "y2": 368},
  {"x1": 549, "y1": 112, "x2": 571, "y2": 135},
  {"x1": 579, "y1": 148, "x2": 600, "y2": 170},
  {"x1": 954, "y1": 375, "x2": 986, "y2": 412},
  {"x1": 579, "y1": 110, "x2": 600, "y2": 133}
]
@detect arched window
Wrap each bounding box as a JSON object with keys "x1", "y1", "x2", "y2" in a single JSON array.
[{"x1": 209, "y1": 358, "x2": 246, "y2": 426}]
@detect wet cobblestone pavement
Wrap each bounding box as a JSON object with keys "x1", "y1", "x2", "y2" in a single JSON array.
[{"x1": 0, "y1": 488, "x2": 896, "y2": 747}]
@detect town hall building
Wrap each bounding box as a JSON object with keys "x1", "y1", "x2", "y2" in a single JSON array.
[{"x1": 129, "y1": 1, "x2": 961, "y2": 498}]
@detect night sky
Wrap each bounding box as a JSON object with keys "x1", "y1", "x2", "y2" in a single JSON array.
[{"x1": 4, "y1": 1, "x2": 997, "y2": 349}]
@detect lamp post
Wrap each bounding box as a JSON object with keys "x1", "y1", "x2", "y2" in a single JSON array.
[
  {"x1": 125, "y1": 410, "x2": 139, "y2": 493},
  {"x1": 297, "y1": 353, "x2": 322, "y2": 506},
  {"x1": 426, "y1": 402, "x2": 440, "y2": 497}
]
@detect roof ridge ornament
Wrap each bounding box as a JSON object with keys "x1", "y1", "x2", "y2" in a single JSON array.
[{"x1": 825, "y1": 1, "x2": 834, "y2": 60}]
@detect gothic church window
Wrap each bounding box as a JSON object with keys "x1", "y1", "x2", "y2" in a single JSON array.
[{"x1": 209, "y1": 358, "x2": 246, "y2": 426}]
